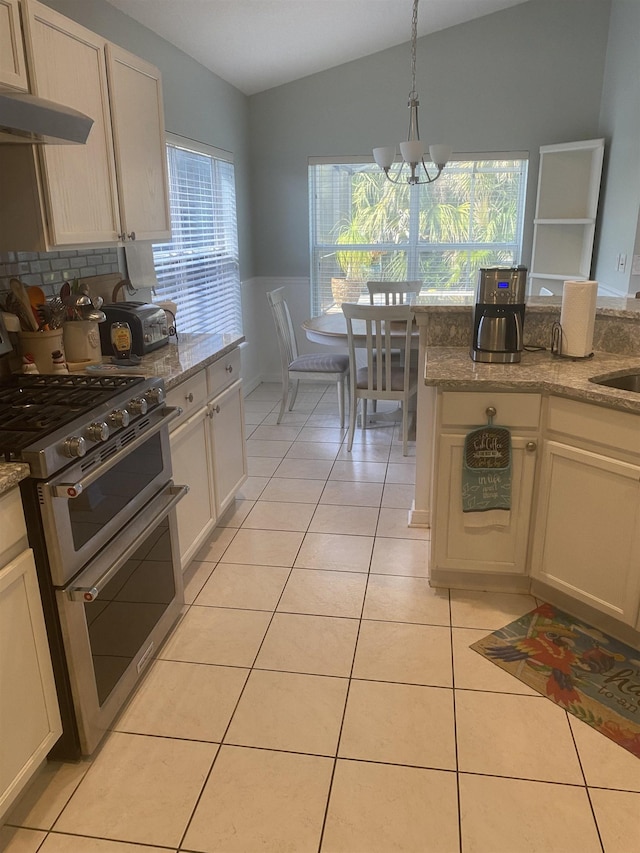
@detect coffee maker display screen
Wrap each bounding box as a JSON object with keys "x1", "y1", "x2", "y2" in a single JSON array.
[{"x1": 497, "y1": 281, "x2": 510, "y2": 288}]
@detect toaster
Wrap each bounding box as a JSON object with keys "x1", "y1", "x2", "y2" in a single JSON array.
[{"x1": 99, "y1": 302, "x2": 170, "y2": 356}]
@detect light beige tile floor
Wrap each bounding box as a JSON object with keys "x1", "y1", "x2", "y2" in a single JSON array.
[{"x1": 4, "y1": 382, "x2": 640, "y2": 852}]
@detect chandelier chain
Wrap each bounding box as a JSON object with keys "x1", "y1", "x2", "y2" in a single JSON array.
[{"x1": 409, "y1": 0, "x2": 418, "y2": 100}]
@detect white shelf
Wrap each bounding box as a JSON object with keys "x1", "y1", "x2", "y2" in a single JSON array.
[{"x1": 529, "y1": 139, "x2": 604, "y2": 294}]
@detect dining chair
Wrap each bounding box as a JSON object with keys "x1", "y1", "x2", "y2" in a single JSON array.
[
  {"x1": 366, "y1": 280, "x2": 422, "y2": 305},
  {"x1": 342, "y1": 302, "x2": 418, "y2": 456},
  {"x1": 267, "y1": 287, "x2": 349, "y2": 427}
]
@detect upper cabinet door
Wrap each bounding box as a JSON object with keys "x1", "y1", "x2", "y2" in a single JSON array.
[
  {"x1": 106, "y1": 44, "x2": 171, "y2": 242},
  {"x1": 23, "y1": 0, "x2": 121, "y2": 245},
  {"x1": 0, "y1": 0, "x2": 28, "y2": 91}
]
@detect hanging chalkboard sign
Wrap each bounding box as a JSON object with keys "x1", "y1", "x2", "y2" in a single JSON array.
[{"x1": 462, "y1": 426, "x2": 512, "y2": 513}]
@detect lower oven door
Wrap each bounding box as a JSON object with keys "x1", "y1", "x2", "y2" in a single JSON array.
[
  {"x1": 39, "y1": 406, "x2": 178, "y2": 586},
  {"x1": 56, "y1": 482, "x2": 187, "y2": 755}
]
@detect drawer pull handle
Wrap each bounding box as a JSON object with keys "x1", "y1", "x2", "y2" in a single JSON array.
[
  {"x1": 526, "y1": 441, "x2": 537, "y2": 452},
  {"x1": 185, "y1": 392, "x2": 194, "y2": 403}
]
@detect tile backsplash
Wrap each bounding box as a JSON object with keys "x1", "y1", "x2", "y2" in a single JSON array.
[{"x1": 0, "y1": 249, "x2": 121, "y2": 299}]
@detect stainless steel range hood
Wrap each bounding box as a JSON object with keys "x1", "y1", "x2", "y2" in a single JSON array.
[{"x1": 0, "y1": 92, "x2": 94, "y2": 144}]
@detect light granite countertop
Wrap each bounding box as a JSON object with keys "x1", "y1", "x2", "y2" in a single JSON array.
[
  {"x1": 124, "y1": 333, "x2": 245, "y2": 391},
  {"x1": 72, "y1": 333, "x2": 245, "y2": 392},
  {"x1": 0, "y1": 462, "x2": 31, "y2": 497},
  {"x1": 424, "y1": 347, "x2": 640, "y2": 415}
]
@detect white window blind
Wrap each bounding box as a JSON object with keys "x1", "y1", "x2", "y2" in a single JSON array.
[
  {"x1": 153, "y1": 135, "x2": 242, "y2": 336},
  {"x1": 309, "y1": 155, "x2": 528, "y2": 315}
]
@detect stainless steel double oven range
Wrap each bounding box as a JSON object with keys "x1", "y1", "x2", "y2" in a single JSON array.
[{"x1": 0, "y1": 373, "x2": 187, "y2": 758}]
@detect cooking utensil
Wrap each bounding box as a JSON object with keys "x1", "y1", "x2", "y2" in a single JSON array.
[
  {"x1": 11, "y1": 278, "x2": 39, "y2": 331},
  {"x1": 28, "y1": 285, "x2": 46, "y2": 310},
  {"x1": 5, "y1": 291, "x2": 34, "y2": 332},
  {"x1": 80, "y1": 309, "x2": 106, "y2": 323}
]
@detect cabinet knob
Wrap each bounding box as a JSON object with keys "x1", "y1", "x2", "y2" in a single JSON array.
[
  {"x1": 526, "y1": 441, "x2": 537, "y2": 452},
  {"x1": 128, "y1": 231, "x2": 136, "y2": 241},
  {"x1": 485, "y1": 406, "x2": 497, "y2": 419},
  {"x1": 226, "y1": 364, "x2": 233, "y2": 373},
  {"x1": 212, "y1": 404, "x2": 221, "y2": 415},
  {"x1": 185, "y1": 392, "x2": 194, "y2": 403}
]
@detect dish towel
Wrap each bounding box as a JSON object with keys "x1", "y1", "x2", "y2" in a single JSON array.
[{"x1": 462, "y1": 425, "x2": 512, "y2": 529}]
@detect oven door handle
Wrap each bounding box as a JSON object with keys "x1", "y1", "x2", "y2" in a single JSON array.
[
  {"x1": 66, "y1": 483, "x2": 188, "y2": 602},
  {"x1": 51, "y1": 406, "x2": 181, "y2": 499}
]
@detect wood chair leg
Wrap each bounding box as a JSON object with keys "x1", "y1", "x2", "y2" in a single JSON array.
[
  {"x1": 402, "y1": 401, "x2": 409, "y2": 456},
  {"x1": 288, "y1": 378, "x2": 300, "y2": 412},
  {"x1": 337, "y1": 377, "x2": 345, "y2": 429},
  {"x1": 277, "y1": 373, "x2": 289, "y2": 424},
  {"x1": 347, "y1": 390, "x2": 357, "y2": 451}
]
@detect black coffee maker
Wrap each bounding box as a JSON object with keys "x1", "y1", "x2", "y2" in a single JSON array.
[{"x1": 470, "y1": 266, "x2": 527, "y2": 363}]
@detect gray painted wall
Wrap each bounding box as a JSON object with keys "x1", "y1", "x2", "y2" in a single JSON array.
[{"x1": 595, "y1": 0, "x2": 640, "y2": 295}]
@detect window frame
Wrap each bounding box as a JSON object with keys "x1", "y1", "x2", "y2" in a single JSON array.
[
  {"x1": 152, "y1": 133, "x2": 242, "y2": 337},
  {"x1": 309, "y1": 152, "x2": 528, "y2": 316}
]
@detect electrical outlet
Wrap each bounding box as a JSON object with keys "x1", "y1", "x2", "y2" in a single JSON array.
[
  {"x1": 632, "y1": 255, "x2": 640, "y2": 276},
  {"x1": 616, "y1": 253, "x2": 627, "y2": 273}
]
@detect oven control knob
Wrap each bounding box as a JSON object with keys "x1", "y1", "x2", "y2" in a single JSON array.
[
  {"x1": 86, "y1": 421, "x2": 110, "y2": 443},
  {"x1": 128, "y1": 397, "x2": 148, "y2": 416},
  {"x1": 109, "y1": 408, "x2": 130, "y2": 429},
  {"x1": 63, "y1": 436, "x2": 87, "y2": 458},
  {"x1": 144, "y1": 387, "x2": 165, "y2": 407}
]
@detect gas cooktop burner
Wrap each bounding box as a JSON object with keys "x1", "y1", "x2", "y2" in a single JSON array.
[{"x1": 0, "y1": 373, "x2": 162, "y2": 474}]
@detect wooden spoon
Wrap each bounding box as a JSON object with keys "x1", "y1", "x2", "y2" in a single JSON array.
[{"x1": 10, "y1": 278, "x2": 39, "y2": 331}]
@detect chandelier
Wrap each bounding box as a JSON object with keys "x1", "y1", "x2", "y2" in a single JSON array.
[{"x1": 373, "y1": 0, "x2": 452, "y2": 185}]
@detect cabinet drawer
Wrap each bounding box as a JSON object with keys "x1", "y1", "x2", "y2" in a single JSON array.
[
  {"x1": 207, "y1": 348, "x2": 241, "y2": 399},
  {"x1": 440, "y1": 392, "x2": 541, "y2": 429},
  {"x1": 165, "y1": 370, "x2": 207, "y2": 430},
  {"x1": 547, "y1": 397, "x2": 640, "y2": 456}
]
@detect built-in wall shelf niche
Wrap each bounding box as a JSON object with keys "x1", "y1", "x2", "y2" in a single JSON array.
[{"x1": 529, "y1": 138, "x2": 605, "y2": 296}]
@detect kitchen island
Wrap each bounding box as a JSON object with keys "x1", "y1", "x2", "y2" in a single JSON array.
[{"x1": 414, "y1": 297, "x2": 640, "y2": 645}]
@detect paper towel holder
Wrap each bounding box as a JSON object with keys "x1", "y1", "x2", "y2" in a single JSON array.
[{"x1": 550, "y1": 322, "x2": 594, "y2": 360}]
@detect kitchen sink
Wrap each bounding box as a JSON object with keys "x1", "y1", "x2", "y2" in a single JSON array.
[{"x1": 590, "y1": 372, "x2": 640, "y2": 392}]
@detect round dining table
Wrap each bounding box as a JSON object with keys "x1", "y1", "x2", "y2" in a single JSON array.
[{"x1": 301, "y1": 311, "x2": 420, "y2": 348}]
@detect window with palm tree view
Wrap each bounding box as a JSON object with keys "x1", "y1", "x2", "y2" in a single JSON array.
[{"x1": 309, "y1": 156, "x2": 528, "y2": 315}]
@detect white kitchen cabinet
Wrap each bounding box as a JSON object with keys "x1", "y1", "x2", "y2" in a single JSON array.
[
  {"x1": 167, "y1": 370, "x2": 216, "y2": 570},
  {"x1": 208, "y1": 379, "x2": 247, "y2": 517},
  {"x1": 0, "y1": 0, "x2": 170, "y2": 250},
  {"x1": 167, "y1": 347, "x2": 247, "y2": 572},
  {"x1": 170, "y1": 405, "x2": 217, "y2": 570},
  {"x1": 0, "y1": 488, "x2": 61, "y2": 821},
  {"x1": 0, "y1": 0, "x2": 27, "y2": 90},
  {"x1": 430, "y1": 392, "x2": 540, "y2": 588},
  {"x1": 105, "y1": 44, "x2": 171, "y2": 242},
  {"x1": 529, "y1": 138, "x2": 605, "y2": 295},
  {"x1": 531, "y1": 399, "x2": 640, "y2": 626}
]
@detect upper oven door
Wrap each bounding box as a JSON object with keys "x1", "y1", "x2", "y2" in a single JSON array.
[{"x1": 39, "y1": 406, "x2": 179, "y2": 586}]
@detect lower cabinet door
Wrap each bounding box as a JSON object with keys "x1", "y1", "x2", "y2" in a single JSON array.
[
  {"x1": 0, "y1": 549, "x2": 62, "y2": 819},
  {"x1": 432, "y1": 433, "x2": 537, "y2": 575},
  {"x1": 531, "y1": 441, "x2": 640, "y2": 625},
  {"x1": 208, "y1": 380, "x2": 248, "y2": 518},
  {"x1": 170, "y1": 406, "x2": 216, "y2": 570}
]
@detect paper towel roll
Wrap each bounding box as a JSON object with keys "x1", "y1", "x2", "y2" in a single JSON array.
[{"x1": 560, "y1": 280, "x2": 598, "y2": 357}]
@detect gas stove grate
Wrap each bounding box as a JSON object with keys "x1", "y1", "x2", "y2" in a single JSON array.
[{"x1": 0, "y1": 373, "x2": 147, "y2": 460}]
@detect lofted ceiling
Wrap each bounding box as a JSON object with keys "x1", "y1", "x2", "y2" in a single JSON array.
[{"x1": 103, "y1": 0, "x2": 529, "y2": 95}]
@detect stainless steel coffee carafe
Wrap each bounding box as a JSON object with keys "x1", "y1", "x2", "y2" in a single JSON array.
[{"x1": 470, "y1": 266, "x2": 527, "y2": 363}]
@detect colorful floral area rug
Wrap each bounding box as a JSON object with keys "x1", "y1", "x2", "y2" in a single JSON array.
[{"x1": 470, "y1": 603, "x2": 640, "y2": 758}]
